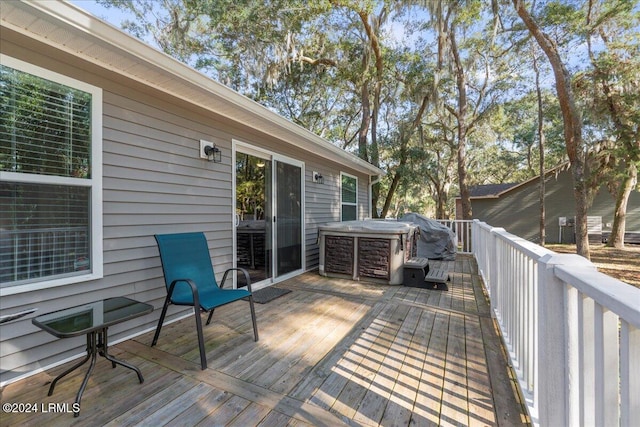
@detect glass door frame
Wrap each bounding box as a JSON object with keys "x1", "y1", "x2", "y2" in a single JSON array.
[{"x1": 232, "y1": 140, "x2": 305, "y2": 289}]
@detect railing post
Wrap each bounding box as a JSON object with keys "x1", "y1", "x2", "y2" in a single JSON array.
[
  {"x1": 488, "y1": 226, "x2": 506, "y2": 317},
  {"x1": 537, "y1": 254, "x2": 596, "y2": 426},
  {"x1": 621, "y1": 321, "x2": 640, "y2": 426},
  {"x1": 471, "y1": 220, "x2": 481, "y2": 277}
]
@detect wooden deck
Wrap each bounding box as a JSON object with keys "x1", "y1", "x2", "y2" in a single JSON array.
[{"x1": 0, "y1": 255, "x2": 530, "y2": 426}]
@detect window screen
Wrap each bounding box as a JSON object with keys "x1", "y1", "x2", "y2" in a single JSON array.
[{"x1": 341, "y1": 174, "x2": 357, "y2": 221}]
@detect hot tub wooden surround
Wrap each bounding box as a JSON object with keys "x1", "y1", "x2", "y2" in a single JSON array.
[{"x1": 319, "y1": 220, "x2": 420, "y2": 285}]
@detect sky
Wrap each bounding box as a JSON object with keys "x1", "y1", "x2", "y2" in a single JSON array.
[
  {"x1": 71, "y1": 1, "x2": 127, "y2": 25},
  {"x1": 71, "y1": 1, "x2": 162, "y2": 48},
  {"x1": 71, "y1": 0, "x2": 419, "y2": 50},
  {"x1": 68, "y1": 0, "x2": 618, "y2": 97}
]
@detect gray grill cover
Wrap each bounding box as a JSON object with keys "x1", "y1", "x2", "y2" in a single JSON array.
[{"x1": 399, "y1": 213, "x2": 457, "y2": 260}]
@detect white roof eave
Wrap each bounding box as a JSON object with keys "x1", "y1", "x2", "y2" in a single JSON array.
[{"x1": 2, "y1": 0, "x2": 384, "y2": 177}]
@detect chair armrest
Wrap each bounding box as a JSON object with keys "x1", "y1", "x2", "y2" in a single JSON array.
[
  {"x1": 168, "y1": 278, "x2": 201, "y2": 307},
  {"x1": 220, "y1": 268, "x2": 253, "y2": 293}
]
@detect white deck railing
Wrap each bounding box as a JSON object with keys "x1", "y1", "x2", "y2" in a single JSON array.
[
  {"x1": 437, "y1": 219, "x2": 473, "y2": 253},
  {"x1": 470, "y1": 220, "x2": 640, "y2": 427}
]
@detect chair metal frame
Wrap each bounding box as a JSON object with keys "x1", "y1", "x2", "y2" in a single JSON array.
[{"x1": 152, "y1": 233, "x2": 259, "y2": 369}]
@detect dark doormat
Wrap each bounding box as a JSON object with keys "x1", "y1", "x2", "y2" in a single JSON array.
[{"x1": 248, "y1": 287, "x2": 291, "y2": 304}]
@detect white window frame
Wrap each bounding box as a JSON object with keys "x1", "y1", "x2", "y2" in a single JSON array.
[
  {"x1": 340, "y1": 172, "x2": 358, "y2": 221},
  {"x1": 0, "y1": 54, "x2": 103, "y2": 296}
]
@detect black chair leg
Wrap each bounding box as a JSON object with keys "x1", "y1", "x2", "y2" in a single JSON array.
[
  {"x1": 152, "y1": 296, "x2": 171, "y2": 346},
  {"x1": 249, "y1": 296, "x2": 259, "y2": 341},
  {"x1": 194, "y1": 307, "x2": 207, "y2": 370},
  {"x1": 206, "y1": 309, "x2": 215, "y2": 325}
]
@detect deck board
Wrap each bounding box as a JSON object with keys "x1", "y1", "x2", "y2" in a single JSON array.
[{"x1": 0, "y1": 254, "x2": 530, "y2": 426}]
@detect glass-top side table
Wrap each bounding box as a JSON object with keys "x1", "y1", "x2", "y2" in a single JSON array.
[{"x1": 32, "y1": 297, "x2": 153, "y2": 417}]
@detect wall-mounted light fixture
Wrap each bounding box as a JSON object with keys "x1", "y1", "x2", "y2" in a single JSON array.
[
  {"x1": 200, "y1": 140, "x2": 222, "y2": 163},
  {"x1": 312, "y1": 171, "x2": 324, "y2": 184}
]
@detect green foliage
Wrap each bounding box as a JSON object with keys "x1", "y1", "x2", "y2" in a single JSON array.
[
  {"x1": 235, "y1": 153, "x2": 268, "y2": 220},
  {"x1": 97, "y1": 0, "x2": 640, "y2": 218}
]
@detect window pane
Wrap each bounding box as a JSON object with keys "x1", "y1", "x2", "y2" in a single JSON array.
[
  {"x1": 342, "y1": 175, "x2": 356, "y2": 204},
  {"x1": 0, "y1": 182, "x2": 90, "y2": 285},
  {"x1": 0, "y1": 65, "x2": 92, "y2": 178},
  {"x1": 342, "y1": 205, "x2": 357, "y2": 221}
]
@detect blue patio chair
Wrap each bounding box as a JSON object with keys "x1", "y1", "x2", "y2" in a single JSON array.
[{"x1": 152, "y1": 232, "x2": 258, "y2": 369}]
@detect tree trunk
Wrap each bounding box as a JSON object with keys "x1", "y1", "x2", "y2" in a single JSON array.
[
  {"x1": 607, "y1": 162, "x2": 637, "y2": 248},
  {"x1": 586, "y1": 26, "x2": 639, "y2": 249},
  {"x1": 533, "y1": 47, "x2": 546, "y2": 246},
  {"x1": 381, "y1": 167, "x2": 403, "y2": 218},
  {"x1": 513, "y1": 0, "x2": 590, "y2": 259},
  {"x1": 457, "y1": 137, "x2": 472, "y2": 220},
  {"x1": 380, "y1": 96, "x2": 430, "y2": 218},
  {"x1": 435, "y1": 179, "x2": 449, "y2": 219},
  {"x1": 358, "y1": 82, "x2": 370, "y2": 162},
  {"x1": 357, "y1": 9, "x2": 386, "y2": 219},
  {"x1": 450, "y1": 26, "x2": 472, "y2": 221},
  {"x1": 436, "y1": 197, "x2": 447, "y2": 219}
]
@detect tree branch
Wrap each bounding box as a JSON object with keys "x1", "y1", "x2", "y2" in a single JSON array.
[{"x1": 298, "y1": 56, "x2": 337, "y2": 67}]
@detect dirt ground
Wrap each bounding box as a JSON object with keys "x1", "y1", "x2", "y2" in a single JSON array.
[{"x1": 547, "y1": 244, "x2": 640, "y2": 289}]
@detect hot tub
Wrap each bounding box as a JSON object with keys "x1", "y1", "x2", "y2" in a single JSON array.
[{"x1": 318, "y1": 220, "x2": 418, "y2": 285}]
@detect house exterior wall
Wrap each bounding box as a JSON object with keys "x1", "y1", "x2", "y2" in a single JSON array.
[
  {"x1": 469, "y1": 168, "x2": 640, "y2": 244},
  {"x1": 0, "y1": 30, "x2": 373, "y2": 384},
  {"x1": 303, "y1": 167, "x2": 371, "y2": 269}
]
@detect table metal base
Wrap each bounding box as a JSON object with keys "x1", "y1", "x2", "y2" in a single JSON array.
[{"x1": 47, "y1": 327, "x2": 144, "y2": 417}]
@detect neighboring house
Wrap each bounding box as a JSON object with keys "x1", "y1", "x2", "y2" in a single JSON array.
[
  {"x1": 456, "y1": 164, "x2": 640, "y2": 244},
  {"x1": 0, "y1": 1, "x2": 383, "y2": 385}
]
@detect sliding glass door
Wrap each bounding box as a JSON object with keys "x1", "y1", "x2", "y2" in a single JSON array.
[
  {"x1": 235, "y1": 147, "x2": 303, "y2": 286},
  {"x1": 235, "y1": 152, "x2": 272, "y2": 283},
  {"x1": 274, "y1": 160, "x2": 302, "y2": 277}
]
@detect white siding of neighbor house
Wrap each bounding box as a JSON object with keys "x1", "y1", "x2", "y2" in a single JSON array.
[{"x1": 0, "y1": 32, "x2": 373, "y2": 385}]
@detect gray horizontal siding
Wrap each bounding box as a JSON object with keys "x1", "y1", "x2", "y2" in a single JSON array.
[
  {"x1": 304, "y1": 166, "x2": 340, "y2": 270},
  {"x1": 0, "y1": 34, "x2": 374, "y2": 385},
  {"x1": 303, "y1": 166, "x2": 371, "y2": 270}
]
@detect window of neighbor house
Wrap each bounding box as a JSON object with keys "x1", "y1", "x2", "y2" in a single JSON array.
[
  {"x1": 341, "y1": 173, "x2": 357, "y2": 221},
  {"x1": 0, "y1": 55, "x2": 102, "y2": 293}
]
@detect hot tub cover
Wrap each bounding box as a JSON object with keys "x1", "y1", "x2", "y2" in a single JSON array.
[
  {"x1": 318, "y1": 220, "x2": 417, "y2": 234},
  {"x1": 399, "y1": 213, "x2": 457, "y2": 260}
]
